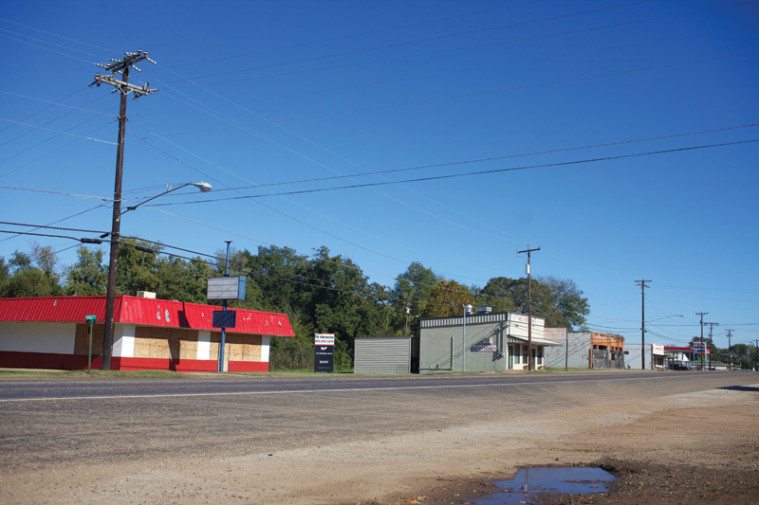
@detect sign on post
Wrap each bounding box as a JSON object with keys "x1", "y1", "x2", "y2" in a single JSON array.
[
  {"x1": 207, "y1": 276, "x2": 247, "y2": 301},
  {"x1": 212, "y1": 310, "x2": 237, "y2": 329},
  {"x1": 314, "y1": 333, "x2": 335, "y2": 373}
]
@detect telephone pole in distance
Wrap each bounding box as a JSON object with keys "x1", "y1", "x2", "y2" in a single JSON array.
[
  {"x1": 726, "y1": 329, "x2": 734, "y2": 371},
  {"x1": 695, "y1": 312, "x2": 707, "y2": 371},
  {"x1": 90, "y1": 50, "x2": 157, "y2": 370},
  {"x1": 705, "y1": 321, "x2": 719, "y2": 371},
  {"x1": 517, "y1": 245, "x2": 540, "y2": 371},
  {"x1": 635, "y1": 279, "x2": 651, "y2": 370}
]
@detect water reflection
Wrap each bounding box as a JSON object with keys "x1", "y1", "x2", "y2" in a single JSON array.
[{"x1": 475, "y1": 466, "x2": 615, "y2": 505}]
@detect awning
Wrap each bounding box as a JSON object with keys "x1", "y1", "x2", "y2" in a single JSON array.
[{"x1": 507, "y1": 335, "x2": 562, "y2": 346}]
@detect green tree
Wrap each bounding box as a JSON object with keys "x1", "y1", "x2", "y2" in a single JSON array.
[
  {"x1": 115, "y1": 239, "x2": 160, "y2": 295},
  {"x1": 391, "y1": 261, "x2": 440, "y2": 334},
  {"x1": 0, "y1": 248, "x2": 60, "y2": 297},
  {"x1": 65, "y1": 247, "x2": 107, "y2": 295},
  {"x1": 421, "y1": 279, "x2": 474, "y2": 319}
]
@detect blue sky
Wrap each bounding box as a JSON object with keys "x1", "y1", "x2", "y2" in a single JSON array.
[{"x1": 1, "y1": 0, "x2": 758, "y2": 349}]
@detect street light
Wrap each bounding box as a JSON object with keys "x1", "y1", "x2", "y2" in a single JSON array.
[
  {"x1": 100, "y1": 180, "x2": 212, "y2": 370},
  {"x1": 123, "y1": 181, "x2": 212, "y2": 213}
]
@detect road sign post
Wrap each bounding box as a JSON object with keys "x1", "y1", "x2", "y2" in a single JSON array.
[{"x1": 85, "y1": 315, "x2": 97, "y2": 373}]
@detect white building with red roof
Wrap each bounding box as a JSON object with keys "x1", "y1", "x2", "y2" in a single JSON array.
[{"x1": 0, "y1": 294, "x2": 295, "y2": 372}]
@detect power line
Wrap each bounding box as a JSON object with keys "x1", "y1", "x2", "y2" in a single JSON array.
[
  {"x1": 0, "y1": 229, "x2": 103, "y2": 244},
  {"x1": 0, "y1": 204, "x2": 107, "y2": 244},
  {"x1": 195, "y1": 122, "x2": 759, "y2": 194},
  {"x1": 0, "y1": 221, "x2": 109, "y2": 235},
  {"x1": 186, "y1": 1, "x2": 650, "y2": 81},
  {"x1": 147, "y1": 137, "x2": 759, "y2": 207},
  {"x1": 0, "y1": 117, "x2": 117, "y2": 145},
  {"x1": 0, "y1": 186, "x2": 112, "y2": 201}
]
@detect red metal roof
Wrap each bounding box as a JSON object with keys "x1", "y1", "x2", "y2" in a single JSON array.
[{"x1": 0, "y1": 296, "x2": 294, "y2": 337}]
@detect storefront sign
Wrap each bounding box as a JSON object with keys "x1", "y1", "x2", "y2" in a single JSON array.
[
  {"x1": 471, "y1": 344, "x2": 497, "y2": 352},
  {"x1": 314, "y1": 333, "x2": 335, "y2": 373}
]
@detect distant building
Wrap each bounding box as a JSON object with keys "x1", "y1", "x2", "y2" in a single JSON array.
[
  {"x1": 624, "y1": 343, "x2": 665, "y2": 370},
  {"x1": 543, "y1": 330, "x2": 625, "y2": 369},
  {"x1": 0, "y1": 294, "x2": 295, "y2": 372},
  {"x1": 419, "y1": 312, "x2": 559, "y2": 373}
]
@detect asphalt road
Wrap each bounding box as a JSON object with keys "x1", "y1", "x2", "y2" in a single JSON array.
[{"x1": 0, "y1": 370, "x2": 723, "y2": 401}]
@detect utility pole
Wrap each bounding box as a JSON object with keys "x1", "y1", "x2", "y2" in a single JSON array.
[
  {"x1": 635, "y1": 279, "x2": 651, "y2": 370},
  {"x1": 696, "y1": 312, "x2": 707, "y2": 372},
  {"x1": 726, "y1": 329, "x2": 734, "y2": 371},
  {"x1": 218, "y1": 241, "x2": 232, "y2": 372},
  {"x1": 91, "y1": 50, "x2": 157, "y2": 370},
  {"x1": 517, "y1": 246, "x2": 540, "y2": 371},
  {"x1": 705, "y1": 321, "x2": 719, "y2": 371}
]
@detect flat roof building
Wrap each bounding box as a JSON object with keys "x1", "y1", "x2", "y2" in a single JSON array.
[
  {"x1": 0, "y1": 295, "x2": 295, "y2": 372},
  {"x1": 419, "y1": 312, "x2": 558, "y2": 373},
  {"x1": 543, "y1": 329, "x2": 625, "y2": 369}
]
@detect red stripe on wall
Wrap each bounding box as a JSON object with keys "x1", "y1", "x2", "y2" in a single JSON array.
[
  {"x1": 0, "y1": 351, "x2": 93, "y2": 370},
  {"x1": 228, "y1": 361, "x2": 269, "y2": 372},
  {"x1": 0, "y1": 351, "x2": 262, "y2": 373}
]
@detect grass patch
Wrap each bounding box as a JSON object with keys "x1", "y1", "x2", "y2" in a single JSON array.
[{"x1": 0, "y1": 367, "x2": 356, "y2": 380}]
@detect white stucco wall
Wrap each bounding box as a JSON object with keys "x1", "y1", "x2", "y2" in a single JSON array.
[
  {"x1": 112, "y1": 324, "x2": 136, "y2": 358},
  {"x1": 197, "y1": 330, "x2": 211, "y2": 360},
  {"x1": 0, "y1": 323, "x2": 76, "y2": 354},
  {"x1": 260, "y1": 336, "x2": 270, "y2": 362}
]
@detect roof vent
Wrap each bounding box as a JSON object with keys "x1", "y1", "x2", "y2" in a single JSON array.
[{"x1": 136, "y1": 291, "x2": 157, "y2": 299}]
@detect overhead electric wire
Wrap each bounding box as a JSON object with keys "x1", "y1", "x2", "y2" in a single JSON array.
[
  {"x1": 0, "y1": 117, "x2": 116, "y2": 145},
  {"x1": 187, "y1": 1, "x2": 649, "y2": 81},
  {"x1": 0, "y1": 221, "x2": 109, "y2": 235},
  {"x1": 194, "y1": 122, "x2": 759, "y2": 194},
  {"x1": 0, "y1": 229, "x2": 102, "y2": 243},
  {"x1": 0, "y1": 204, "x2": 108, "y2": 244},
  {"x1": 0, "y1": 186, "x2": 112, "y2": 201},
  {"x1": 147, "y1": 137, "x2": 759, "y2": 207}
]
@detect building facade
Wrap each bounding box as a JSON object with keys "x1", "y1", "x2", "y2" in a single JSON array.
[
  {"x1": 543, "y1": 330, "x2": 625, "y2": 369},
  {"x1": 623, "y1": 343, "x2": 665, "y2": 370},
  {"x1": 353, "y1": 336, "x2": 413, "y2": 374},
  {"x1": 0, "y1": 295, "x2": 295, "y2": 372},
  {"x1": 419, "y1": 312, "x2": 558, "y2": 373}
]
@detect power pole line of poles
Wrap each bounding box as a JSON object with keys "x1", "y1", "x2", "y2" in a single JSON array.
[
  {"x1": 90, "y1": 50, "x2": 157, "y2": 371},
  {"x1": 696, "y1": 312, "x2": 707, "y2": 372},
  {"x1": 705, "y1": 321, "x2": 719, "y2": 371},
  {"x1": 635, "y1": 279, "x2": 651, "y2": 370},
  {"x1": 726, "y1": 329, "x2": 734, "y2": 371},
  {"x1": 517, "y1": 245, "x2": 540, "y2": 371}
]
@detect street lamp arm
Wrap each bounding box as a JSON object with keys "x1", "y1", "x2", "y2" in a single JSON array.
[{"x1": 122, "y1": 181, "x2": 212, "y2": 214}]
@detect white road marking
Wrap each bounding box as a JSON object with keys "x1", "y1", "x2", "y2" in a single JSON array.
[{"x1": 0, "y1": 375, "x2": 697, "y2": 403}]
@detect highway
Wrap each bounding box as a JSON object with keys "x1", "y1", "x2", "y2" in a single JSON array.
[{"x1": 0, "y1": 370, "x2": 714, "y2": 402}]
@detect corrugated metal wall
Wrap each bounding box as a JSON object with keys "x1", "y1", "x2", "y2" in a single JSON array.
[{"x1": 354, "y1": 337, "x2": 410, "y2": 374}]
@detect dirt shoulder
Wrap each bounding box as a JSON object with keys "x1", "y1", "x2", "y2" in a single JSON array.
[
  {"x1": 1, "y1": 375, "x2": 757, "y2": 504},
  {"x1": 382, "y1": 385, "x2": 759, "y2": 505}
]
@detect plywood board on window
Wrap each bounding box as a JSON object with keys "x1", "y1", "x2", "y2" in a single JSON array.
[{"x1": 73, "y1": 323, "x2": 104, "y2": 355}]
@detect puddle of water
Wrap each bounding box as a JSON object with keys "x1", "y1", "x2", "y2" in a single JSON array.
[{"x1": 474, "y1": 466, "x2": 615, "y2": 505}]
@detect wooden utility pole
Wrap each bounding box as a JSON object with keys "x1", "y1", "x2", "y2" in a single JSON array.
[
  {"x1": 705, "y1": 321, "x2": 719, "y2": 371},
  {"x1": 635, "y1": 279, "x2": 651, "y2": 370},
  {"x1": 695, "y1": 312, "x2": 707, "y2": 371},
  {"x1": 517, "y1": 246, "x2": 540, "y2": 371},
  {"x1": 726, "y1": 329, "x2": 734, "y2": 371},
  {"x1": 91, "y1": 50, "x2": 156, "y2": 370}
]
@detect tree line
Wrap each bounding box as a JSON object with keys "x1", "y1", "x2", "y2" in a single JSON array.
[{"x1": 0, "y1": 241, "x2": 590, "y2": 370}]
